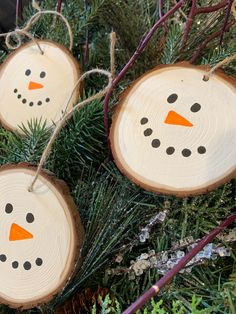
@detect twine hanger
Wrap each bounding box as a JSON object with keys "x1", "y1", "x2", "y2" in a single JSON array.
[
  {"x1": 203, "y1": 54, "x2": 236, "y2": 81},
  {"x1": 203, "y1": 0, "x2": 236, "y2": 81},
  {"x1": 0, "y1": 0, "x2": 73, "y2": 54},
  {"x1": 28, "y1": 32, "x2": 116, "y2": 192},
  {"x1": 0, "y1": 0, "x2": 116, "y2": 191}
]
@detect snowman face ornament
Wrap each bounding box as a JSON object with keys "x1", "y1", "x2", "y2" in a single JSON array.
[
  {"x1": 0, "y1": 164, "x2": 83, "y2": 309},
  {"x1": 0, "y1": 40, "x2": 81, "y2": 133},
  {"x1": 110, "y1": 63, "x2": 236, "y2": 196}
]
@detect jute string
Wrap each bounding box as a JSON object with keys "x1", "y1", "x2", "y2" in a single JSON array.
[
  {"x1": 203, "y1": 1, "x2": 236, "y2": 81},
  {"x1": 0, "y1": 0, "x2": 73, "y2": 53},
  {"x1": 28, "y1": 32, "x2": 116, "y2": 192},
  {"x1": 232, "y1": 0, "x2": 236, "y2": 20},
  {"x1": 203, "y1": 54, "x2": 236, "y2": 81},
  {"x1": 110, "y1": 32, "x2": 116, "y2": 79}
]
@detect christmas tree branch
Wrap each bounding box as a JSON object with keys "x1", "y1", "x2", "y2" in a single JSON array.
[
  {"x1": 103, "y1": 0, "x2": 185, "y2": 135},
  {"x1": 122, "y1": 211, "x2": 236, "y2": 314}
]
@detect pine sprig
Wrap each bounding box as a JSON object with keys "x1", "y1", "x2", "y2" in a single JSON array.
[
  {"x1": 0, "y1": 119, "x2": 51, "y2": 164},
  {"x1": 0, "y1": 1, "x2": 234, "y2": 313},
  {"x1": 48, "y1": 96, "x2": 108, "y2": 184},
  {"x1": 51, "y1": 171, "x2": 160, "y2": 307},
  {"x1": 161, "y1": 24, "x2": 183, "y2": 64}
]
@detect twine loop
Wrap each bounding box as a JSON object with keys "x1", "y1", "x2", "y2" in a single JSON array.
[
  {"x1": 28, "y1": 32, "x2": 116, "y2": 192},
  {"x1": 0, "y1": 0, "x2": 73, "y2": 53},
  {"x1": 203, "y1": 54, "x2": 236, "y2": 81},
  {"x1": 203, "y1": 2, "x2": 236, "y2": 81}
]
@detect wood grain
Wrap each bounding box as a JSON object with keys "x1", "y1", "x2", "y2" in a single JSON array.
[
  {"x1": 110, "y1": 62, "x2": 236, "y2": 196},
  {"x1": 0, "y1": 163, "x2": 83, "y2": 309},
  {"x1": 0, "y1": 40, "x2": 81, "y2": 133}
]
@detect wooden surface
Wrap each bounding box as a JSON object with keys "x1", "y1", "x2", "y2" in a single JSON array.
[
  {"x1": 110, "y1": 63, "x2": 236, "y2": 196},
  {"x1": 0, "y1": 163, "x2": 83, "y2": 309},
  {"x1": 0, "y1": 40, "x2": 81, "y2": 133}
]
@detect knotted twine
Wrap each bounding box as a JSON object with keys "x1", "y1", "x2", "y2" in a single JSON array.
[
  {"x1": 0, "y1": 0, "x2": 73, "y2": 53},
  {"x1": 0, "y1": 0, "x2": 116, "y2": 191},
  {"x1": 203, "y1": 54, "x2": 236, "y2": 81},
  {"x1": 28, "y1": 30, "x2": 116, "y2": 191},
  {"x1": 203, "y1": 0, "x2": 236, "y2": 81}
]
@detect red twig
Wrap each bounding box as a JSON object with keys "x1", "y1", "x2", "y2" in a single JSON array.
[
  {"x1": 158, "y1": 0, "x2": 164, "y2": 18},
  {"x1": 103, "y1": 0, "x2": 184, "y2": 136},
  {"x1": 181, "y1": 0, "x2": 228, "y2": 49},
  {"x1": 122, "y1": 212, "x2": 236, "y2": 314},
  {"x1": 190, "y1": 20, "x2": 234, "y2": 63},
  {"x1": 197, "y1": 0, "x2": 228, "y2": 14},
  {"x1": 57, "y1": 0, "x2": 63, "y2": 13},
  {"x1": 83, "y1": 0, "x2": 89, "y2": 66},
  {"x1": 158, "y1": 0, "x2": 168, "y2": 32},
  {"x1": 220, "y1": 0, "x2": 234, "y2": 45},
  {"x1": 16, "y1": 0, "x2": 22, "y2": 27},
  {"x1": 181, "y1": 0, "x2": 197, "y2": 49}
]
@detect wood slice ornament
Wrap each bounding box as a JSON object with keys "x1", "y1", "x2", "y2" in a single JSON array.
[
  {"x1": 0, "y1": 40, "x2": 81, "y2": 133},
  {"x1": 0, "y1": 163, "x2": 83, "y2": 309},
  {"x1": 110, "y1": 63, "x2": 236, "y2": 196}
]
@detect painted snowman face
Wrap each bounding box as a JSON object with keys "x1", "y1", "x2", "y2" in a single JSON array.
[
  {"x1": 0, "y1": 41, "x2": 80, "y2": 133},
  {"x1": 0, "y1": 165, "x2": 82, "y2": 308},
  {"x1": 110, "y1": 64, "x2": 236, "y2": 195}
]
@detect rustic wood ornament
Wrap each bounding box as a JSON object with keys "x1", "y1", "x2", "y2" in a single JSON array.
[
  {"x1": 110, "y1": 63, "x2": 236, "y2": 196},
  {"x1": 0, "y1": 163, "x2": 83, "y2": 309},
  {"x1": 0, "y1": 40, "x2": 81, "y2": 133}
]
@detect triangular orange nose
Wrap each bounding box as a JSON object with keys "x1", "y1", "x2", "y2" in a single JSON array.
[
  {"x1": 164, "y1": 110, "x2": 193, "y2": 127},
  {"x1": 28, "y1": 81, "x2": 44, "y2": 90},
  {"x1": 9, "y1": 223, "x2": 33, "y2": 241}
]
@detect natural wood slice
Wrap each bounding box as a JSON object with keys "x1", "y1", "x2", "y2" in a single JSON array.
[
  {"x1": 110, "y1": 63, "x2": 236, "y2": 196},
  {"x1": 0, "y1": 40, "x2": 81, "y2": 133},
  {"x1": 0, "y1": 163, "x2": 83, "y2": 309}
]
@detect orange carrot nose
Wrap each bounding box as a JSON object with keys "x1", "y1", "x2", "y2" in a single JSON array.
[
  {"x1": 164, "y1": 110, "x2": 193, "y2": 127},
  {"x1": 9, "y1": 223, "x2": 33, "y2": 241},
  {"x1": 28, "y1": 81, "x2": 44, "y2": 90}
]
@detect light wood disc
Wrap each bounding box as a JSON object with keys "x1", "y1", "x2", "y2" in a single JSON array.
[
  {"x1": 0, "y1": 40, "x2": 81, "y2": 133},
  {"x1": 0, "y1": 163, "x2": 83, "y2": 309},
  {"x1": 110, "y1": 63, "x2": 236, "y2": 196}
]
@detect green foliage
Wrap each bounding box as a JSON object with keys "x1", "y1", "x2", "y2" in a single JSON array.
[
  {"x1": 91, "y1": 295, "x2": 216, "y2": 314},
  {"x1": 48, "y1": 96, "x2": 108, "y2": 184},
  {"x1": 92, "y1": 295, "x2": 121, "y2": 314},
  {"x1": 222, "y1": 262, "x2": 236, "y2": 314},
  {"x1": 0, "y1": 119, "x2": 51, "y2": 164},
  {"x1": 0, "y1": 0, "x2": 235, "y2": 313},
  {"x1": 161, "y1": 24, "x2": 183, "y2": 64}
]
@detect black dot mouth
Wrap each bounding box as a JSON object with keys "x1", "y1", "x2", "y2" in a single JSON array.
[
  {"x1": 140, "y1": 116, "x2": 206, "y2": 157},
  {"x1": 13, "y1": 88, "x2": 50, "y2": 107},
  {"x1": 0, "y1": 254, "x2": 43, "y2": 270}
]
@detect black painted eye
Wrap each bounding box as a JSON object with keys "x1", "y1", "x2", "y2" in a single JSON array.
[
  {"x1": 26, "y1": 213, "x2": 34, "y2": 223},
  {"x1": 167, "y1": 93, "x2": 178, "y2": 103},
  {"x1": 191, "y1": 103, "x2": 201, "y2": 113},
  {"x1": 25, "y1": 69, "x2": 31, "y2": 76},
  {"x1": 40, "y1": 71, "x2": 46, "y2": 78},
  {"x1": 5, "y1": 203, "x2": 13, "y2": 214},
  {"x1": 36, "y1": 258, "x2": 43, "y2": 266}
]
